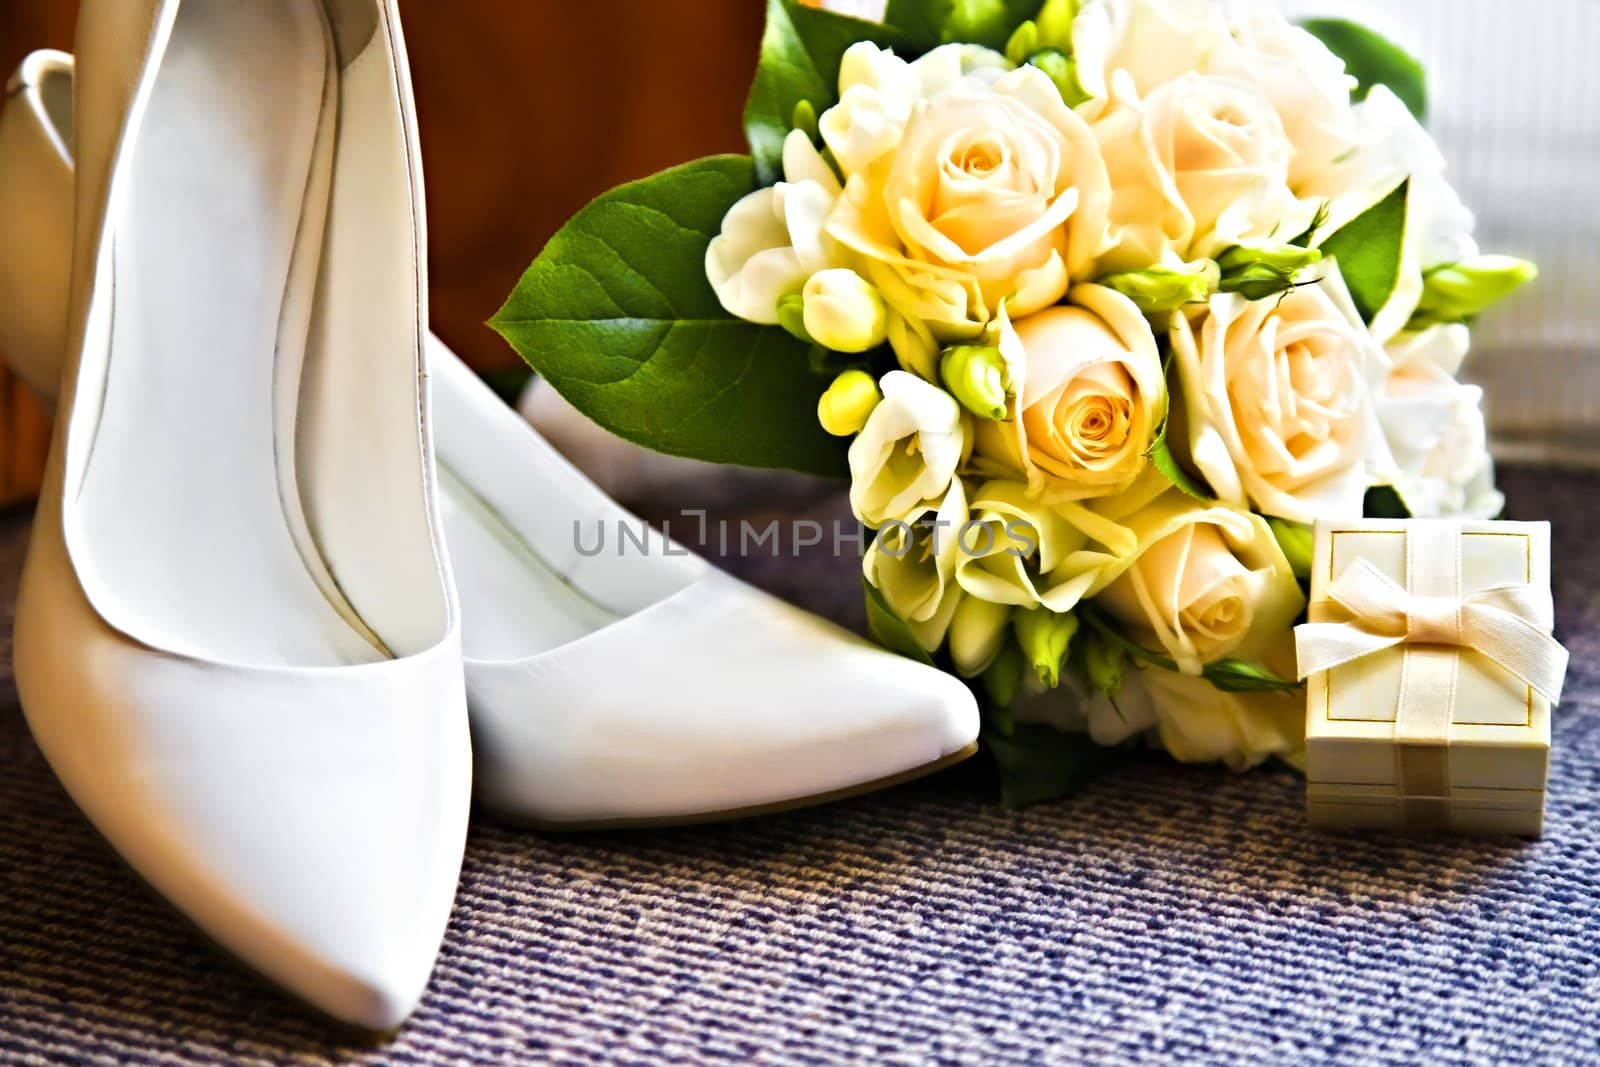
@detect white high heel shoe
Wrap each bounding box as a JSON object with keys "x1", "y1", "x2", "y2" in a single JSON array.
[
  {"x1": 0, "y1": 48, "x2": 980, "y2": 830},
  {"x1": 8, "y1": 0, "x2": 470, "y2": 1030}
]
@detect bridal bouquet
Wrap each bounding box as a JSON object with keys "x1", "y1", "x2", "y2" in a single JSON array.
[{"x1": 494, "y1": 0, "x2": 1535, "y2": 798}]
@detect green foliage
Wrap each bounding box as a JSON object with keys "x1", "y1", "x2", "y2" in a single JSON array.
[
  {"x1": 985, "y1": 721, "x2": 1130, "y2": 808},
  {"x1": 745, "y1": 0, "x2": 912, "y2": 184},
  {"x1": 491, "y1": 155, "x2": 848, "y2": 477},
  {"x1": 1144, "y1": 411, "x2": 1213, "y2": 502},
  {"x1": 1299, "y1": 17, "x2": 1427, "y2": 119},
  {"x1": 1363, "y1": 485, "x2": 1412, "y2": 519},
  {"x1": 864, "y1": 578, "x2": 939, "y2": 666},
  {"x1": 1317, "y1": 179, "x2": 1409, "y2": 325},
  {"x1": 885, "y1": 0, "x2": 1040, "y2": 52},
  {"x1": 1267, "y1": 518, "x2": 1314, "y2": 581},
  {"x1": 982, "y1": 639, "x2": 1027, "y2": 709}
]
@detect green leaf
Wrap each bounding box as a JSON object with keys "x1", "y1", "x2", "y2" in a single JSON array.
[
  {"x1": 982, "y1": 638, "x2": 1027, "y2": 709},
  {"x1": 745, "y1": 0, "x2": 913, "y2": 185},
  {"x1": 1266, "y1": 517, "x2": 1314, "y2": 582},
  {"x1": 1299, "y1": 17, "x2": 1427, "y2": 120},
  {"x1": 1363, "y1": 484, "x2": 1412, "y2": 519},
  {"x1": 864, "y1": 578, "x2": 939, "y2": 666},
  {"x1": 491, "y1": 155, "x2": 848, "y2": 478},
  {"x1": 1148, "y1": 429, "x2": 1212, "y2": 501},
  {"x1": 1143, "y1": 352, "x2": 1213, "y2": 501},
  {"x1": 885, "y1": 0, "x2": 1040, "y2": 52},
  {"x1": 1317, "y1": 179, "x2": 1409, "y2": 325},
  {"x1": 984, "y1": 722, "x2": 1129, "y2": 808}
]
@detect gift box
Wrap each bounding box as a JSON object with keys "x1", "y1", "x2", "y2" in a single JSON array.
[{"x1": 1296, "y1": 518, "x2": 1568, "y2": 836}]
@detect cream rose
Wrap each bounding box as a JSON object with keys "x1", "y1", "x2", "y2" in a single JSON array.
[
  {"x1": 706, "y1": 131, "x2": 845, "y2": 323},
  {"x1": 1070, "y1": 0, "x2": 1235, "y2": 106},
  {"x1": 1213, "y1": 1, "x2": 1361, "y2": 194},
  {"x1": 824, "y1": 52, "x2": 1111, "y2": 376},
  {"x1": 1170, "y1": 266, "x2": 1395, "y2": 523},
  {"x1": 848, "y1": 370, "x2": 967, "y2": 528},
  {"x1": 1092, "y1": 72, "x2": 1314, "y2": 271},
  {"x1": 973, "y1": 287, "x2": 1164, "y2": 501},
  {"x1": 1378, "y1": 324, "x2": 1502, "y2": 519},
  {"x1": 1091, "y1": 492, "x2": 1306, "y2": 676}
]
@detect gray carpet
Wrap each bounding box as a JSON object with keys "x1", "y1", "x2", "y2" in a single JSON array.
[{"x1": 3, "y1": 466, "x2": 1600, "y2": 1065}]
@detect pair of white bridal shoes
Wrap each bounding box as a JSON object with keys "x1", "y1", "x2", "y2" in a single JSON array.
[{"x1": 0, "y1": 1, "x2": 978, "y2": 1030}]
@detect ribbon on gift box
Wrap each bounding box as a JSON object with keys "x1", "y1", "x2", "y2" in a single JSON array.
[{"x1": 1294, "y1": 522, "x2": 1568, "y2": 828}]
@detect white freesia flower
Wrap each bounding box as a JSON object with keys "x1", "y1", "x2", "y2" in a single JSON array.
[
  {"x1": 1092, "y1": 492, "x2": 1306, "y2": 675},
  {"x1": 848, "y1": 370, "x2": 967, "y2": 528},
  {"x1": 820, "y1": 42, "x2": 1014, "y2": 179},
  {"x1": 972, "y1": 288, "x2": 1164, "y2": 501},
  {"x1": 1092, "y1": 71, "x2": 1315, "y2": 271},
  {"x1": 954, "y1": 479, "x2": 1140, "y2": 612},
  {"x1": 706, "y1": 130, "x2": 845, "y2": 323},
  {"x1": 819, "y1": 44, "x2": 923, "y2": 177},
  {"x1": 824, "y1": 54, "x2": 1111, "y2": 376},
  {"x1": 1170, "y1": 266, "x2": 1395, "y2": 523},
  {"x1": 1378, "y1": 324, "x2": 1503, "y2": 519},
  {"x1": 863, "y1": 476, "x2": 968, "y2": 652}
]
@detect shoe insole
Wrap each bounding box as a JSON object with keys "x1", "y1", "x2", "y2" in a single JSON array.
[
  {"x1": 438, "y1": 465, "x2": 621, "y2": 662},
  {"x1": 76, "y1": 0, "x2": 386, "y2": 667}
]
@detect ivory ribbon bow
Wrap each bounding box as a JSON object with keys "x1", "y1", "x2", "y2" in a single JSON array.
[{"x1": 1295, "y1": 550, "x2": 1567, "y2": 706}]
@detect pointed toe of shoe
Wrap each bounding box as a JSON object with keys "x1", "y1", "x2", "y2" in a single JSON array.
[
  {"x1": 308, "y1": 956, "x2": 432, "y2": 1035},
  {"x1": 15, "y1": 594, "x2": 471, "y2": 1028},
  {"x1": 467, "y1": 571, "x2": 979, "y2": 825},
  {"x1": 865, "y1": 649, "x2": 983, "y2": 759}
]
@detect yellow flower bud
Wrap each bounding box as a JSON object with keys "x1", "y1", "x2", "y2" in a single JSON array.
[
  {"x1": 982, "y1": 639, "x2": 1026, "y2": 709},
  {"x1": 1217, "y1": 241, "x2": 1323, "y2": 301},
  {"x1": 1100, "y1": 260, "x2": 1219, "y2": 313},
  {"x1": 1014, "y1": 607, "x2": 1079, "y2": 689},
  {"x1": 817, "y1": 369, "x2": 882, "y2": 437},
  {"x1": 1027, "y1": 49, "x2": 1090, "y2": 109},
  {"x1": 803, "y1": 268, "x2": 888, "y2": 353},
  {"x1": 939, "y1": 344, "x2": 1008, "y2": 422},
  {"x1": 776, "y1": 293, "x2": 813, "y2": 344},
  {"x1": 948, "y1": 595, "x2": 1013, "y2": 678},
  {"x1": 1414, "y1": 255, "x2": 1538, "y2": 326},
  {"x1": 1080, "y1": 630, "x2": 1127, "y2": 700}
]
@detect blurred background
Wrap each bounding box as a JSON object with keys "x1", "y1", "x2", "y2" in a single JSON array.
[
  {"x1": 0, "y1": 0, "x2": 765, "y2": 376},
  {"x1": 1, "y1": 0, "x2": 1596, "y2": 503},
  {"x1": 0, "y1": 1, "x2": 768, "y2": 503}
]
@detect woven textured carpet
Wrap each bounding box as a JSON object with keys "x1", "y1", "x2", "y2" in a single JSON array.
[{"x1": 3, "y1": 467, "x2": 1600, "y2": 1065}]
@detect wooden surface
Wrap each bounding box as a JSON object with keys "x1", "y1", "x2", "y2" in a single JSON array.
[{"x1": 0, "y1": 0, "x2": 764, "y2": 500}]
